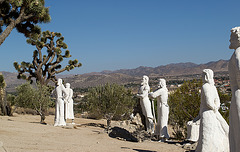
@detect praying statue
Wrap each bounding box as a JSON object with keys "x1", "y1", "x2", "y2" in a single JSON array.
[
  {"x1": 228, "y1": 26, "x2": 240, "y2": 152},
  {"x1": 65, "y1": 83, "x2": 75, "y2": 124},
  {"x1": 136, "y1": 75, "x2": 154, "y2": 133},
  {"x1": 54, "y1": 78, "x2": 68, "y2": 127},
  {"x1": 195, "y1": 69, "x2": 229, "y2": 152},
  {"x1": 149, "y1": 79, "x2": 170, "y2": 141}
]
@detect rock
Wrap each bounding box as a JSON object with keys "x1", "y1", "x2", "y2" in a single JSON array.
[
  {"x1": 62, "y1": 123, "x2": 75, "y2": 129},
  {"x1": 182, "y1": 142, "x2": 197, "y2": 151},
  {"x1": 131, "y1": 113, "x2": 143, "y2": 126},
  {"x1": 109, "y1": 127, "x2": 138, "y2": 142}
]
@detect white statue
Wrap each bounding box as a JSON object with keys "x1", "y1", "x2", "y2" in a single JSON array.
[
  {"x1": 136, "y1": 75, "x2": 154, "y2": 133},
  {"x1": 149, "y1": 79, "x2": 170, "y2": 140},
  {"x1": 65, "y1": 83, "x2": 75, "y2": 124},
  {"x1": 196, "y1": 69, "x2": 229, "y2": 152},
  {"x1": 54, "y1": 78, "x2": 68, "y2": 127},
  {"x1": 228, "y1": 26, "x2": 240, "y2": 152},
  {"x1": 187, "y1": 115, "x2": 200, "y2": 142}
]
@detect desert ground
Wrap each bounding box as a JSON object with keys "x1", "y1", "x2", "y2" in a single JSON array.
[{"x1": 0, "y1": 114, "x2": 185, "y2": 152}]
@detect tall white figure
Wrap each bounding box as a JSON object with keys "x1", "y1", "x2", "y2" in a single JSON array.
[
  {"x1": 228, "y1": 26, "x2": 240, "y2": 152},
  {"x1": 137, "y1": 75, "x2": 154, "y2": 133},
  {"x1": 196, "y1": 69, "x2": 229, "y2": 152},
  {"x1": 149, "y1": 79, "x2": 170, "y2": 140},
  {"x1": 65, "y1": 83, "x2": 75, "y2": 124},
  {"x1": 54, "y1": 79, "x2": 68, "y2": 127}
]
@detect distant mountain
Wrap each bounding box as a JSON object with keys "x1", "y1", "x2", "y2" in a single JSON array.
[
  {"x1": 1, "y1": 59, "x2": 229, "y2": 91},
  {"x1": 101, "y1": 59, "x2": 228, "y2": 77},
  {"x1": 0, "y1": 71, "x2": 26, "y2": 93},
  {"x1": 63, "y1": 73, "x2": 138, "y2": 89},
  {"x1": 64, "y1": 59, "x2": 229, "y2": 89}
]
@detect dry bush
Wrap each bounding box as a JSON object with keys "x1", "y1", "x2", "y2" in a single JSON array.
[{"x1": 14, "y1": 107, "x2": 38, "y2": 115}]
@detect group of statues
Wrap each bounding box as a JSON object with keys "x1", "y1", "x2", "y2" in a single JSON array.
[
  {"x1": 195, "y1": 26, "x2": 240, "y2": 152},
  {"x1": 54, "y1": 78, "x2": 75, "y2": 127},
  {"x1": 136, "y1": 26, "x2": 240, "y2": 152},
  {"x1": 52, "y1": 26, "x2": 240, "y2": 151},
  {"x1": 136, "y1": 75, "x2": 170, "y2": 141}
]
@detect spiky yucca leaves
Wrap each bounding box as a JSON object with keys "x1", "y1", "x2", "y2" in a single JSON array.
[
  {"x1": 0, "y1": 0, "x2": 51, "y2": 45},
  {"x1": 14, "y1": 31, "x2": 82, "y2": 85}
]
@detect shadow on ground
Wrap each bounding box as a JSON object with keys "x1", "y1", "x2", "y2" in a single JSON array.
[
  {"x1": 109, "y1": 127, "x2": 138, "y2": 142},
  {"x1": 77, "y1": 123, "x2": 105, "y2": 129},
  {"x1": 121, "y1": 147, "x2": 157, "y2": 152}
]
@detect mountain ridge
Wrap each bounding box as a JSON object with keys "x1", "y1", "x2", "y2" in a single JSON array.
[{"x1": 1, "y1": 59, "x2": 229, "y2": 92}]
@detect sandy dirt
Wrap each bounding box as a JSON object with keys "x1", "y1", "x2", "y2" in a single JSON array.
[{"x1": 0, "y1": 114, "x2": 185, "y2": 152}]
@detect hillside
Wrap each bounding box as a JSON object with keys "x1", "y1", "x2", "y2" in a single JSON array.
[
  {"x1": 63, "y1": 59, "x2": 228, "y2": 89},
  {"x1": 1, "y1": 59, "x2": 229, "y2": 92},
  {"x1": 104, "y1": 59, "x2": 228, "y2": 77}
]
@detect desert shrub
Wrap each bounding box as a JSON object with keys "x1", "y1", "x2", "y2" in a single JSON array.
[
  {"x1": 14, "y1": 83, "x2": 54, "y2": 123},
  {"x1": 168, "y1": 79, "x2": 202, "y2": 140},
  {"x1": 74, "y1": 94, "x2": 89, "y2": 114},
  {"x1": 86, "y1": 83, "x2": 137, "y2": 131},
  {"x1": 5, "y1": 94, "x2": 16, "y2": 116},
  {"x1": 0, "y1": 74, "x2": 16, "y2": 116},
  {"x1": 14, "y1": 107, "x2": 38, "y2": 115},
  {"x1": 218, "y1": 90, "x2": 231, "y2": 124}
]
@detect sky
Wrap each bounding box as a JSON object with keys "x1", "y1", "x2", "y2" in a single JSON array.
[{"x1": 0, "y1": 0, "x2": 240, "y2": 74}]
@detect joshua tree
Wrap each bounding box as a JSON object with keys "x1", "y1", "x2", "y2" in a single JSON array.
[
  {"x1": 14, "y1": 30, "x2": 82, "y2": 85},
  {"x1": 0, "y1": 73, "x2": 6, "y2": 115},
  {"x1": 0, "y1": 0, "x2": 51, "y2": 46}
]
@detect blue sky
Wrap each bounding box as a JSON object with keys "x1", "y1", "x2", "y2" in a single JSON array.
[{"x1": 0, "y1": 0, "x2": 239, "y2": 74}]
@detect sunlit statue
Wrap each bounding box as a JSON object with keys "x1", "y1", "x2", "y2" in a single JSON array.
[
  {"x1": 54, "y1": 78, "x2": 68, "y2": 127},
  {"x1": 228, "y1": 26, "x2": 240, "y2": 152},
  {"x1": 65, "y1": 83, "x2": 75, "y2": 124},
  {"x1": 149, "y1": 79, "x2": 170, "y2": 140},
  {"x1": 137, "y1": 75, "x2": 154, "y2": 133},
  {"x1": 196, "y1": 69, "x2": 229, "y2": 152}
]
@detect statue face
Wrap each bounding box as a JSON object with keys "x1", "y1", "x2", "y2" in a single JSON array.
[
  {"x1": 202, "y1": 69, "x2": 214, "y2": 84},
  {"x1": 158, "y1": 79, "x2": 166, "y2": 88},
  {"x1": 229, "y1": 33, "x2": 240, "y2": 49},
  {"x1": 66, "y1": 83, "x2": 70, "y2": 88},
  {"x1": 57, "y1": 79, "x2": 62, "y2": 86},
  {"x1": 141, "y1": 76, "x2": 148, "y2": 85}
]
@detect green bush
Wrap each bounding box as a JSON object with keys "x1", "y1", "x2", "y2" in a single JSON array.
[
  {"x1": 86, "y1": 83, "x2": 137, "y2": 131},
  {"x1": 218, "y1": 90, "x2": 231, "y2": 124},
  {"x1": 168, "y1": 79, "x2": 202, "y2": 140},
  {"x1": 168, "y1": 79, "x2": 231, "y2": 140},
  {"x1": 15, "y1": 83, "x2": 53, "y2": 123}
]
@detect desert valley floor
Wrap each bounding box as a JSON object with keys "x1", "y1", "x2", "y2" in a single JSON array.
[{"x1": 0, "y1": 114, "x2": 185, "y2": 152}]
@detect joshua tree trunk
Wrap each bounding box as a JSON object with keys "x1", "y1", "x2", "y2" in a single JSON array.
[
  {"x1": 0, "y1": 20, "x2": 16, "y2": 46},
  {"x1": 0, "y1": 7, "x2": 25, "y2": 46}
]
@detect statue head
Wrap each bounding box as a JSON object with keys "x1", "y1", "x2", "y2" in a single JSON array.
[
  {"x1": 141, "y1": 75, "x2": 149, "y2": 85},
  {"x1": 57, "y1": 78, "x2": 62, "y2": 86},
  {"x1": 66, "y1": 83, "x2": 70, "y2": 88},
  {"x1": 202, "y1": 69, "x2": 214, "y2": 85},
  {"x1": 158, "y1": 79, "x2": 166, "y2": 88},
  {"x1": 230, "y1": 27, "x2": 240, "y2": 50}
]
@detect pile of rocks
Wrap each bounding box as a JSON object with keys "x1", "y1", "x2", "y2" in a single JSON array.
[{"x1": 109, "y1": 113, "x2": 152, "y2": 142}]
